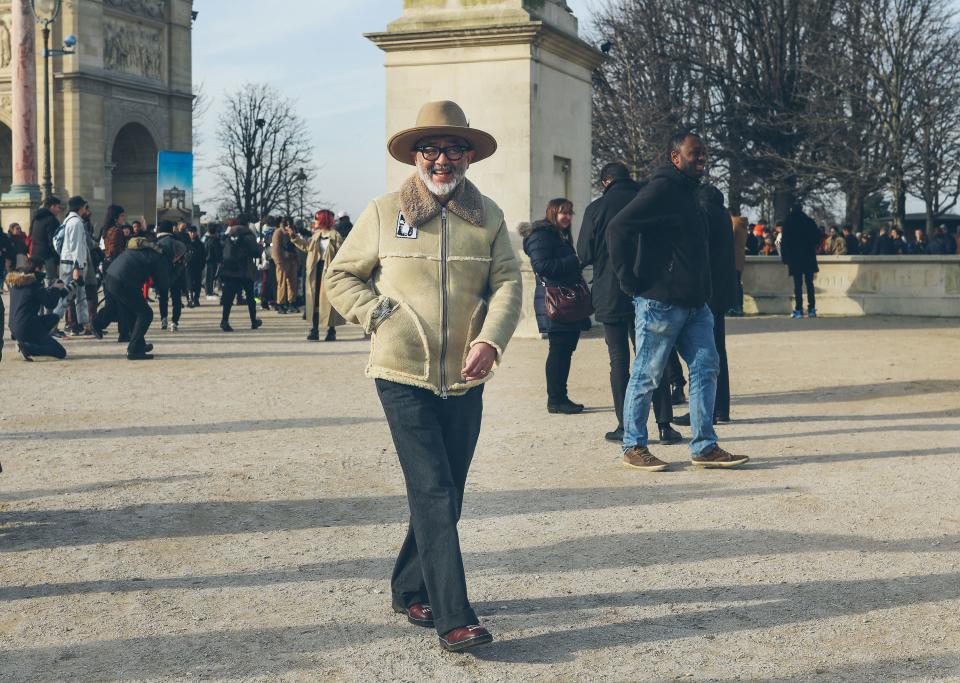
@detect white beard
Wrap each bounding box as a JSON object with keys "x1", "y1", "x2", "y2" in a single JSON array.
[{"x1": 418, "y1": 165, "x2": 466, "y2": 197}]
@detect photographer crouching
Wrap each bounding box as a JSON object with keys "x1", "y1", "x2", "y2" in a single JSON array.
[{"x1": 6, "y1": 257, "x2": 76, "y2": 360}]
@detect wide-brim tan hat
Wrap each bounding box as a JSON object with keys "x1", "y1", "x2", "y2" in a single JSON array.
[{"x1": 388, "y1": 100, "x2": 497, "y2": 165}]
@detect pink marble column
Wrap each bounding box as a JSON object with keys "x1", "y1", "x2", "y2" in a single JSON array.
[{"x1": 10, "y1": 0, "x2": 39, "y2": 192}]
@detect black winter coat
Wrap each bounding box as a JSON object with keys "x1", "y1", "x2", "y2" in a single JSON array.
[
  {"x1": 5, "y1": 271, "x2": 66, "y2": 341},
  {"x1": 28, "y1": 208, "x2": 60, "y2": 261},
  {"x1": 607, "y1": 164, "x2": 712, "y2": 308},
  {"x1": 219, "y1": 229, "x2": 262, "y2": 280},
  {"x1": 844, "y1": 234, "x2": 860, "y2": 255},
  {"x1": 522, "y1": 220, "x2": 590, "y2": 333},
  {"x1": 186, "y1": 239, "x2": 205, "y2": 275},
  {"x1": 780, "y1": 209, "x2": 821, "y2": 276},
  {"x1": 104, "y1": 241, "x2": 171, "y2": 293},
  {"x1": 577, "y1": 178, "x2": 640, "y2": 324},
  {"x1": 205, "y1": 236, "x2": 222, "y2": 264},
  {"x1": 699, "y1": 186, "x2": 737, "y2": 314}
]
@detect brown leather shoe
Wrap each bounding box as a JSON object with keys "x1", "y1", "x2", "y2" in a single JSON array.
[
  {"x1": 392, "y1": 602, "x2": 434, "y2": 628},
  {"x1": 622, "y1": 446, "x2": 669, "y2": 472},
  {"x1": 439, "y1": 625, "x2": 493, "y2": 652},
  {"x1": 691, "y1": 445, "x2": 749, "y2": 468}
]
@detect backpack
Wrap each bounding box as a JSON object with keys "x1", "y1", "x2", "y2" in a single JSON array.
[
  {"x1": 221, "y1": 235, "x2": 245, "y2": 271},
  {"x1": 52, "y1": 221, "x2": 68, "y2": 255}
]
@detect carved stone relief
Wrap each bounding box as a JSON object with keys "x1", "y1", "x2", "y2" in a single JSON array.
[
  {"x1": 103, "y1": 0, "x2": 166, "y2": 20},
  {"x1": 0, "y1": 16, "x2": 11, "y2": 69},
  {"x1": 0, "y1": 94, "x2": 11, "y2": 120},
  {"x1": 103, "y1": 16, "x2": 164, "y2": 81}
]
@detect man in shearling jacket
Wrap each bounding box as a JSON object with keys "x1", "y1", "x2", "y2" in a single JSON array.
[{"x1": 325, "y1": 101, "x2": 522, "y2": 653}]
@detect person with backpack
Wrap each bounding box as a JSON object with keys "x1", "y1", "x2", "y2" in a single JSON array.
[
  {"x1": 55, "y1": 196, "x2": 93, "y2": 335},
  {"x1": 155, "y1": 221, "x2": 185, "y2": 330},
  {"x1": 219, "y1": 220, "x2": 263, "y2": 332}
]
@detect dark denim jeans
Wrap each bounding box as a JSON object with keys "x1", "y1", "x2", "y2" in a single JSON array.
[
  {"x1": 602, "y1": 319, "x2": 672, "y2": 430},
  {"x1": 793, "y1": 272, "x2": 816, "y2": 311},
  {"x1": 623, "y1": 297, "x2": 720, "y2": 455},
  {"x1": 375, "y1": 378, "x2": 484, "y2": 636}
]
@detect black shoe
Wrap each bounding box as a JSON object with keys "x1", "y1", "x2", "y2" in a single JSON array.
[
  {"x1": 673, "y1": 413, "x2": 691, "y2": 426},
  {"x1": 323, "y1": 328, "x2": 336, "y2": 341},
  {"x1": 671, "y1": 385, "x2": 687, "y2": 405},
  {"x1": 277, "y1": 305, "x2": 287, "y2": 315},
  {"x1": 547, "y1": 400, "x2": 584, "y2": 414},
  {"x1": 92, "y1": 325, "x2": 104, "y2": 340},
  {"x1": 605, "y1": 427, "x2": 624, "y2": 442},
  {"x1": 251, "y1": 319, "x2": 263, "y2": 330},
  {"x1": 117, "y1": 335, "x2": 130, "y2": 343},
  {"x1": 16, "y1": 343, "x2": 32, "y2": 362},
  {"x1": 142, "y1": 343, "x2": 154, "y2": 353},
  {"x1": 51, "y1": 329, "x2": 66, "y2": 339},
  {"x1": 307, "y1": 328, "x2": 320, "y2": 341},
  {"x1": 220, "y1": 321, "x2": 234, "y2": 332},
  {"x1": 126, "y1": 352, "x2": 154, "y2": 360},
  {"x1": 715, "y1": 414, "x2": 732, "y2": 424},
  {"x1": 658, "y1": 424, "x2": 683, "y2": 444}
]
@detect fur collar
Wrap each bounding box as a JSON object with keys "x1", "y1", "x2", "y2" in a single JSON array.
[
  {"x1": 6, "y1": 271, "x2": 37, "y2": 288},
  {"x1": 399, "y1": 173, "x2": 485, "y2": 228}
]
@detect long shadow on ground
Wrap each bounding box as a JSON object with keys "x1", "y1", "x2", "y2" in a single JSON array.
[
  {"x1": 0, "y1": 484, "x2": 777, "y2": 552},
  {"x1": 5, "y1": 571, "x2": 960, "y2": 679},
  {"x1": 2, "y1": 528, "x2": 956, "y2": 601}
]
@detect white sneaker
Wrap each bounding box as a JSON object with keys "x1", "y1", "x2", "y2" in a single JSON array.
[
  {"x1": 160, "y1": 318, "x2": 168, "y2": 330},
  {"x1": 172, "y1": 322, "x2": 179, "y2": 331}
]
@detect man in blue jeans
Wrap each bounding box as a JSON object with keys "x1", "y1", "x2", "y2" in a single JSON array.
[{"x1": 608, "y1": 131, "x2": 748, "y2": 471}]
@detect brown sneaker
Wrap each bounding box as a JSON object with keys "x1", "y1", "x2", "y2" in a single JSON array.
[
  {"x1": 622, "y1": 446, "x2": 669, "y2": 472},
  {"x1": 691, "y1": 445, "x2": 749, "y2": 468}
]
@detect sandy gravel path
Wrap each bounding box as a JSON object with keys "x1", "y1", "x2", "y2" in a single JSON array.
[{"x1": 1, "y1": 303, "x2": 958, "y2": 682}]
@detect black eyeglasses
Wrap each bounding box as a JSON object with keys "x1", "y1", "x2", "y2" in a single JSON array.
[{"x1": 414, "y1": 145, "x2": 472, "y2": 161}]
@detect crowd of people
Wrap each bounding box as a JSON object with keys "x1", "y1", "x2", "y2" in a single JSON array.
[
  {"x1": 744, "y1": 219, "x2": 960, "y2": 258},
  {"x1": 0, "y1": 193, "x2": 356, "y2": 362}
]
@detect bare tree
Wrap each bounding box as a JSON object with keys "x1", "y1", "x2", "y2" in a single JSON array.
[
  {"x1": 215, "y1": 83, "x2": 317, "y2": 221},
  {"x1": 906, "y1": 21, "x2": 960, "y2": 233}
]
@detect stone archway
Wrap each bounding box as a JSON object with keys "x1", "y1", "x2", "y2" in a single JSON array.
[
  {"x1": 111, "y1": 122, "x2": 157, "y2": 223},
  {"x1": 0, "y1": 122, "x2": 12, "y2": 195}
]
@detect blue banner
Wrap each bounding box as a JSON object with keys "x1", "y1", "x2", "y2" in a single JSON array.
[{"x1": 156, "y1": 151, "x2": 194, "y2": 224}]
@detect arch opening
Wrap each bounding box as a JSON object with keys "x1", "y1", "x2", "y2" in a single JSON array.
[{"x1": 111, "y1": 122, "x2": 157, "y2": 222}]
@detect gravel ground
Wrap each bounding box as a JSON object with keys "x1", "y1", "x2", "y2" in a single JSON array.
[{"x1": 1, "y1": 302, "x2": 959, "y2": 682}]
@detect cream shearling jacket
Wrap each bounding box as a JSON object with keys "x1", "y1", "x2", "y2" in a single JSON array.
[{"x1": 325, "y1": 174, "x2": 522, "y2": 396}]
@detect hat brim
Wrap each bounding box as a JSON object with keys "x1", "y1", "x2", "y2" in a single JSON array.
[{"x1": 388, "y1": 126, "x2": 497, "y2": 165}]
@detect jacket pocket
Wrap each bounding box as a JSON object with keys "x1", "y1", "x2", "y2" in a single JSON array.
[
  {"x1": 369, "y1": 302, "x2": 429, "y2": 380},
  {"x1": 460, "y1": 299, "x2": 488, "y2": 369}
]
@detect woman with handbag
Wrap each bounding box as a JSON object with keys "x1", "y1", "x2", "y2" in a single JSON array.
[{"x1": 521, "y1": 198, "x2": 591, "y2": 414}]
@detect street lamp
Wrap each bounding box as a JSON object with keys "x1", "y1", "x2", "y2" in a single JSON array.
[
  {"x1": 295, "y1": 168, "x2": 307, "y2": 223},
  {"x1": 30, "y1": 0, "x2": 75, "y2": 200}
]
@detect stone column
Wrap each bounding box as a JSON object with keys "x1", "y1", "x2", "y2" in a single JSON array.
[
  {"x1": 1, "y1": 0, "x2": 43, "y2": 230},
  {"x1": 11, "y1": 0, "x2": 39, "y2": 190},
  {"x1": 367, "y1": 0, "x2": 603, "y2": 337}
]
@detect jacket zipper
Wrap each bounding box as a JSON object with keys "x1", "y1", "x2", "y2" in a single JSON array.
[{"x1": 439, "y1": 207, "x2": 450, "y2": 398}]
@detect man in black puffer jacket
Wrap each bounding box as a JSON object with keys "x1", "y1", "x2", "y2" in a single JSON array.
[
  {"x1": 608, "y1": 131, "x2": 748, "y2": 472},
  {"x1": 578, "y1": 162, "x2": 678, "y2": 444},
  {"x1": 97, "y1": 236, "x2": 175, "y2": 360}
]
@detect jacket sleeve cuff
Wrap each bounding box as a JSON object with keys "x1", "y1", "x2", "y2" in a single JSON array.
[{"x1": 470, "y1": 338, "x2": 504, "y2": 362}]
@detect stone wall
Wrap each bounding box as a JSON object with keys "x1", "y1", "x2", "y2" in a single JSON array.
[{"x1": 742, "y1": 256, "x2": 960, "y2": 317}]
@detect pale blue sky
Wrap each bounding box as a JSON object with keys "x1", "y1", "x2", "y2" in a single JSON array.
[{"x1": 192, "y1": 0, "x2": 596, "y2": 219}]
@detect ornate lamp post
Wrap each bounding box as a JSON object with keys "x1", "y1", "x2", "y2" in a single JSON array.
[{"x1": 30, "y1": 0, "x2": 75, "y2": 200}]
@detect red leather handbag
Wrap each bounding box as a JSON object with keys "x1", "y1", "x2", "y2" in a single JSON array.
[{"x1": 543, "y1": 279, "x2": 593, "y2": 324}]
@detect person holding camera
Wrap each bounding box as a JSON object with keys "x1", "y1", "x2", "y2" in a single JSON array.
[{"x1": 6, "y1": 257, "x2": 71, "y2": 360}]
